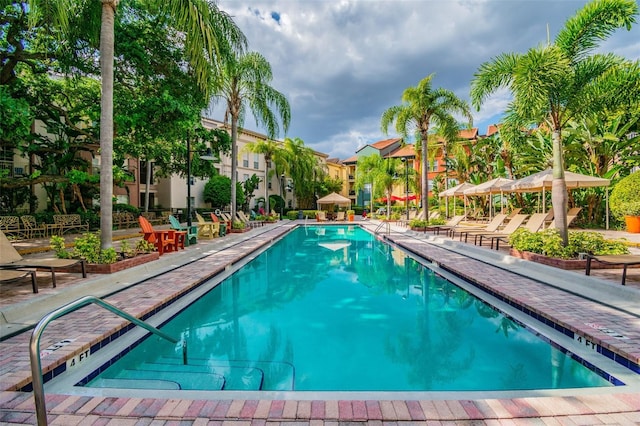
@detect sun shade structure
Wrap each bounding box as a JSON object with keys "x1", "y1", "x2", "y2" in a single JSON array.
[
  {"x1": 439, "y1": 182, "x2": 477, "y2": 217},
  {"x1": 439, "y1": 182, "x2": 476, "y2": 197},
  {"x1": 500, "y1": 169, "x2": 611, "y2": 228},
  {"x1": 316, "y1": 192, "x2": 351, "y2": 209},
  {"x1": 500, "y1": 169, "x2": 610, "y2": 192},
  {"x1": 464, "y1": 178, "x2": 514, "y2": 196}
]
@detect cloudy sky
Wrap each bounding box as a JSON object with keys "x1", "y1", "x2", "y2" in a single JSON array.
[{"x1": 210, "y1": 0, "x2": 640, "y2": 160}]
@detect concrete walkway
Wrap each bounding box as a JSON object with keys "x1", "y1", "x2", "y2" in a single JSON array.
[{"x1": 1, "y1": 220, "x2": 640, "y2": 425}]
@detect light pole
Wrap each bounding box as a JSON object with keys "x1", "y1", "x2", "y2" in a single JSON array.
[
  {"x1": 401, "y1": 157, "x2": 409, "y2": 220},
  {"x1": 280, "y1": 173, "x2": 285, "y2": 219},
  {"x1": 186, "y1": 134, "x2": 215, "y2": 229}
]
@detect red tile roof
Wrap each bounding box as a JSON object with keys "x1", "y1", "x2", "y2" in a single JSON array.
[
  {"x1": 370, "y1": 138, "x2": 402, "y2": 149},
  {"x1": 388, "y1": 144, "x2": 415, "y2": 158}
]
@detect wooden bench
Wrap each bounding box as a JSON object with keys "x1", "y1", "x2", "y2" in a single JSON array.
[
  {"x1": 160, "y1": 211, "x2": 172, "y2": 224},
  {"x1": 141, "y1": 212, "x2": 163, "y2": 226},
  {"x1": 52, "y1": 214, "x2": 89, "y2": 235},
  {"x1": 113, "y1": 212, "x2": 138, "y2": 229},
  {"x1": 585, "y1": 254, "x2": 640, "y2": 286}
]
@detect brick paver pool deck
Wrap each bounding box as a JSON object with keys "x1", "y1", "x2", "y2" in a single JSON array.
[{"x1": 1, "y1": 221, "x2": 639, "y2": 425}]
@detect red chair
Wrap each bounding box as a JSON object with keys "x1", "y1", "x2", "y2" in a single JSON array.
[{"x1": 138, "y1": 216, "x2": 180, "y2": 255}]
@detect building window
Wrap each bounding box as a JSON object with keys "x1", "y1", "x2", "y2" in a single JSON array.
[
  {"x1": 253, "y1": 154, "x2": 259, "y2": 169},
  {"x1": 242, "y1": 153, "x2": 249, "y2": 168},
  {"x1": 139, "y1": 161, "x2": 154, "y2": 183}
]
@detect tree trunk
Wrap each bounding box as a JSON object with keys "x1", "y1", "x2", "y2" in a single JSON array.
[
  {"x1": 99, "y1": 0, "x2": 117, "y2": 249},
  {"x1": 421, "y1": 134, "x2": 429, "y2": 217},
  {"x1": 551, "y1": 129, "x2": 568, "y2": 245},
  {"x1": 230, "y1": 116, "x2": 238, "y2": 221},
  {"x1": 144, "y1": 159, "x2": 152, "y2": 212},
  {"x1": 264, "y1": 160, "x2": 270, "y2": 214}
]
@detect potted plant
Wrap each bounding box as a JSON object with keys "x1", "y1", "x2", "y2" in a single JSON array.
[
  {"x1": 346, "y1": 209, "x2": 355, "y2": 221},
  {"x1": 610, "y1": 171, "x2": 640, "y2": 233}
]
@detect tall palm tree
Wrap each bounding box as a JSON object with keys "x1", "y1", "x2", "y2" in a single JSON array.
[
  {"x1": 15, "y1": 0, "x2": 246, "y2": 248},
  {"x1": 471, "y1": 0, "x2": 638, "y2": 244},
  {"x1": 282, "y1": 137, "x2": 317, "y2": 209},
  {"x1": 381, "y1": 74, "x2": 472, "y2": 216},
  {"x1": 212, "y1": 51, "x2": 290, "y2": 221},
  {"x1": 242, "y1": 139, "x2": 282, "y2": 213}
]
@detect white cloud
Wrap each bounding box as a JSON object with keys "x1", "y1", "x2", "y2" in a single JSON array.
[{"x1": 216, "y1": 0, "x2": 640, "y2": 158}]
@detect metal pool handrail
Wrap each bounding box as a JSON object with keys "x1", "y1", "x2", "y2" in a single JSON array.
[{"x1": 29, "y1": 295, "x2": 184, "y2": 426}]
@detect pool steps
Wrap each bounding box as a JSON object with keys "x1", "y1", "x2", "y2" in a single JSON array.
[{"x1": 87, "y1": 356, "x2": 296, "y2": 391}]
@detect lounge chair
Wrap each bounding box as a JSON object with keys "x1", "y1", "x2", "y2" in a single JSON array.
[
  {"x1": 335, "y1": 211, "x2": 345, "y2": 221},
  {"x1": 316, "y1": 211, "x2": 327, "y2": 222},
  {"x1": 0, "y1": 268, "x2": 38, "y2": 293},
  {"x1": 425, "y1": 215, "x2": 465, "y2": 235},
  {"x1": 0, "y1": 230, "x2": 86, "y2": 287},
  {"x1": 209, "y1": 213, "x2": 228, "y2": 236},
  {"x1": 490, "y1": 213, "x2": 549, "y2": 250},
  {"x1": 138, "y1": 216, "x2": 182, "y2": 255},
  {"x1": 169, "y1": 215, "x2": 197, "y2": 246},
  {"x1": 452, "y1": 214, "x2": 508, "y2": 242},
  {"x1": 238, "y1": 211, "x2": 261, "y2": 228},
  {"x1": 585, "y1": 254, "x2": 640, "y2": 286},
  {"x1": 548, "y1": 207, "x2": 582, "y2": 229},
  {"x1": 469, "y1": 214, "x2": 529, "y2": 247},
  {"x1": 195, "y1": 212, "x2": 219, "y2": 239}
]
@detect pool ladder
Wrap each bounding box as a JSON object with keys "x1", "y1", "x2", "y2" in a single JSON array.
[
  {"x1": 374, "y1": 221, "x2": 391, "y2": 235},
  {"x1": 29, "y1": 295, "x2": 187, "y2": 426}
]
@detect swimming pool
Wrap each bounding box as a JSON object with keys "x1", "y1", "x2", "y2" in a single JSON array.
[{"x1": 71, "y1": 225, "x2": 616, "y2": 393}]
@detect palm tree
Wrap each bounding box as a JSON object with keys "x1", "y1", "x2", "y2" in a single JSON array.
[
  {"x1": 212, "y1": 51, "x2": 290, "y2": 221},
  {"x1": 282, "y1": 137, "x2": 318, "y2": 209},
  {"x1": 243, "y1": 139, "x2": 282, "y2": 214},
  {"x1": 470, "y1": 0, "x2": 638, "y2": 244},
  {"x1": 15, "y1": 0, "x2": 246, "y2": 248},
  {"x1": 381, "y1": 74, "x2": 472, "y2": 217}
]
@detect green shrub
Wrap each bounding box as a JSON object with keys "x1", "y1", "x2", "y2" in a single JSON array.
[
  {"x1": 611, "y1": 171, "x2": 640, "y2": 219},
  {"x1": 135, "y1": 239, "x2": 156, "y2": 253},
  {"x1": 509, "y1": 229, "x2": 629, "y2": 259},
  {"x1": 50, "y1": 235, "x2": 71, "y2": 259},
  {"x1": 428, "y1": 217, "x2": 446, "y2": 225},
  {"x1": 409, "y1": 219, "x2": 428, "y2": 228},
  {"x1": 232, "y1": 220, "x2": 246, "y2": 230},
  {"x1": 71, "y1": 232, "x2": 118, "y2": 264}
]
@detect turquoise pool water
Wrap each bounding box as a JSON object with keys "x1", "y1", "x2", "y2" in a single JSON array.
[{"x1": 86, "y1": 225, "x2": 612, "y2": 392}]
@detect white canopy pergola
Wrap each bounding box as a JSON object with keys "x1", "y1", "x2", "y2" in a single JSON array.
[
  {"x1": 464, "y1": 178, "x2": 514, "y2": 218},
  {"x1": 499, "y1": 169, "x2": 611, "y2": 227},
  {"x1": 316, "y1": 192, "x2": 351, "y2": 209},
  {"x1": 439, "y1": 182, "x2": 476, "y2": 217}
]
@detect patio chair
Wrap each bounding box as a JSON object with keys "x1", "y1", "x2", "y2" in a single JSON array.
[
  {"x1": 470, "y1": 214, "x2": 529, "y2": 247},
  {"x1": 335, "y1": 211, "x2": 346, "y2": 221},
  {"x1": 138, "y1": 216, "x2": 181, "y2": 255},
  {"x1": 238, "y1": 211, "x2": 261, "y2": 228},
  {"x1": 195, "y1": 212, "x2": 219, "y2": 239},
  {"x1": 0, "y1": 268, "x2": 38, "y2": 293},
  {"x1": 490, "y1": 213, "x2": 549, "y2": 250},
  {"x1": 20, "y1": 215, "x2": 48, "y2": 239},
  {"x1": 452, "y1": 213, "x2": 508, "y2": 242},
  {"x1": 169, "y1": 215, "x2": 197, "y2": 246},
  {"x1": 0, "y1": 230, "x2": 86, "y2": 287},
  {"x1": 209, "y1": 213, "x2": 228, "y2": 236},
  {"x1": 585, "y1": 254, "x2": 640, "y2": 286},
  {"x1": 548, "y1": 207, "x2": 582, "y2": 229},
  {"x1": 316, "y1": 211, "x2": 327, "y2": 222},
  {"x1": 425, "y1": 215, "x2": 465, "y2": 235}
]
